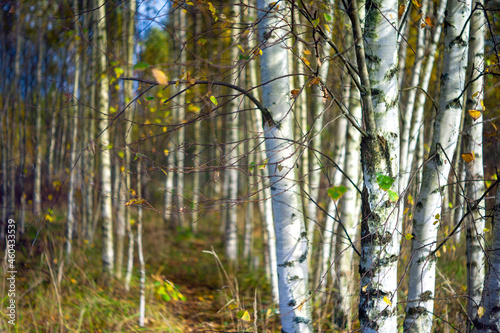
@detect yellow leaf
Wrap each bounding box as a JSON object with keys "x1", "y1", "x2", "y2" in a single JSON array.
[
  {"x1": 186, "y1": 1, "x2": 194, "y2": 5},
  {"x1": 237, "y1": 310, "x2": 251, "y2": 321},
  {"x1": 472, "y1": 91, "x2": 480, "y2": 98},
  {"x1": 405, "y1": 233, "x2": 413, "y2": 240},
  {"x1": 300, "y1": 56, "x2": 310, "y2": 66},
  {"x1": 309, "y1": 77, "x2": 321, "y2": 86},
  {"x1": 71, "y1": 278, "x2": 77, "y2": 284},
  {"x1": 130, "y1": 219, "x2": 136, "y2": 225},
  {"x1": 120, "y1": 166, "x2": 125, "y2": 172},
  {"x1": 362, "y1": 285, "x2": 368, "y2": 292},
  {"x1": 462, "y1": 152, "x2": 475, "y2": 163},
  {"x1": 403, "y1": 207, "x2": 409, "y2": 215},
  {"x1": 253, "y1": 48, "x2": 263, "y2": 56},
  {"x1": 291, "y1": 89, "x2": 300, "y2": 99},
  {"x1": 324, "y1": 24, "x2": 331, "y2": 33},
  {"x1": 48, "y1": 194, "x2": 53, "y2": 201},
  {"x1": 435, "y1": 214, "x2": 440, "y2": 219},
  {"x1": 468, "y1": 110, "x2": 481, "y2": 121},
  {"x1": 484, "y1": 228, "x2": 490, "y2": 233},
  {"x1": 383, "y1": 296, "x2": 392, "y2": 306},
  {"x1": 478, "y1": 306, "x2": 485, "y2": 318},
  {"x1": 303, "y1": 49, "x2": 311, "y2": 55},
  {"x1": 152, "y1": 68, "x2": 169, "y2": 85},
  {"x1": 433, "y1": 220, "x2": 439, "y2": 225},
  {"x1": 188, "y1": 77, "x2": 196, "y2": 85},
  {"x1": 164, "y1": 149, "x2": 169, "y2": 156}
]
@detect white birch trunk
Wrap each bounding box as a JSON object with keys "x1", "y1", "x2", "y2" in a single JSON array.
[
  {"x1": 97, "y1": 0, "x2": 114, "y2": 276},
  {"x1": 176, "y1": 8, "x2": 187, "y2": 228},
  {"x1": 404, "y1": 0, "x2": 471, "y2": 329},
  {"x1": 258, "y1": 0, "x2": 312, "y2": 330},
  {"x1": 473, "y1": 188, "x2": 500, "y2": 332},
  {"x1": 465, "y1": 0, "x2": 486, "y2": 324},
  {"x1": 66, "y1": 0, "x2": 81, "y2": 258},
  {"x1": 33, "y1": 28, "x2": 44, "y2": 216},
  {"x1": 224, "y1": 8, "x2": 241, "y2": 262},
  {"x1": 137, "y1": 159, "x2": 146, "y2": 327},
  {"x1": 347, "y1": 0, "x2": 401, "y2": 329},
  {"x1": 249, "y1": 22, "x2": 279, "y2": 304}
]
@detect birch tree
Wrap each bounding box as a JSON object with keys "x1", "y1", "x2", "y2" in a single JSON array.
[
  {"x1": 344, "y1": 0, "x2": 401, "y2": 329},
  {"x1": 96, "y1": 0, "x2": 114, "y2": 276},
  {"x1": 257, "y1": 0, "x2": 312, "y2": 330},
  {"x1": 465, "y1": 0, "x2": 486, "y2": 323},
  {"x1": 473, "y1": 185, "x2": 500, "y2": 332},
  {"x1": 404, "y1": 0, "x2": 472, "y2": 330},
  {"x1": 66, "y1": 0, "x2": 81, "y2": 258}
]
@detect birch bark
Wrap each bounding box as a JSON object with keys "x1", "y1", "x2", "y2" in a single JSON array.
[
  {"x1": 66, "y1": 0, "x2": 81, "y2": 258},
  {"x1": 96, "y1": 0, "x2": 114, "y2": 276},
  {"x1": 346, "y1": 0, "x2": 401, "y2": 329},
  {"x1": 257, "y1": 0, "x2": 312, "y2": 330},
  {"x1": 473, "y1": 187, "x2": 500, "y2": 332},
  {"x1": 404, "y1": 0, "x2": 472, "y2": 329},
  {"x1": 465, "y1": 0, "x2": 486, "y2": 324}
]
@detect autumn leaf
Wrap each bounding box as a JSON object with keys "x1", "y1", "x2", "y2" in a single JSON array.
[
  {"x1": 405, "y1": 233, "x2": 413, "y2": 240},
  {"x1": 302, "y1": 49, "x2": 311, "y2": 55},
  {"x1": 383, "y1": 296, "x2": 392, "y2": 306},
  {"x1": 236, "y1": 310, "x2": 251, "y2": 322},
  {"x1": 411, "y1": 0, "x2": 422, "y2": 8},
  {"x1": 309, "y1": 77, "x2": 321, "y2": 86},
  {"x1": 152, "y1": 68, "x2": 169, "y2": 85},
  {"x1": 300, "y1": 56, "x2": 310, "y2": 66},
  {"x1": 461, "y1": 152, "x2": 475, "y2": 163},
  {"x1": 468, "y1": 110, "x2": 481, "y2": 121},
  {"x1": 425, "y1": 16, "x2": 434, "y2": 27},
  {"x1": 478, "y1": 306, "x2": 485, "y2": 318},
  {"x1": 291, "y1": 89, "x2": 300, "y2": 99},
  {"x1": 253, "y1": 48, "x2": 263, "y2": 56},
  {"x1": 210, "y1": 95, "x2": 218, "y2": 105}
]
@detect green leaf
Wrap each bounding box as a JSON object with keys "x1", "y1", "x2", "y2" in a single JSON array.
[
  {"x1": 249, "y1": 161, "x2": 256, "y2": 171},
  {"x1": 323, "y1": 13, "x2": 332, "y2": 22},
  {"x1": 387, "y1": 190, "x2": 399, "y2": 202},
  {"x1": 328, "y1": 185, "x2": 348, "y2": 201},
  {"x1": 376, "y1": 173, "x2": 395, "y2": 191},
  {"x1": 134, "y1": 153, "x2": 141, "y2": 161},
  {"x1": 312, "y1": 18, "x2": 320, "y2": 28},
  {"x1": 145, "y1": 96, "x2": 154, "y2": 101},
  {"x1": 133, "y1": 62, "x2": 150, "y2": 70},
  {"x1": 236, "y1": 310, "x2": 251, "y2": 322},
  {"x1": 114, "y1": 67, "x2": 124, "y2": 77},
  {"x1": 210, "y1": 95, "x2": 218, "y2": 105},
  {"x1": 258, "y1": 159, "x2": 268, "y2": 170}
]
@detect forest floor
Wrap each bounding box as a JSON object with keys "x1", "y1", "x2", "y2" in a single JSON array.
[
  {"x1": 1, "y1": 205, "x2": 473, "y2": 332},
  {"x1": 0, "y1": 208, "x2": 281, "y2": 332}
]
